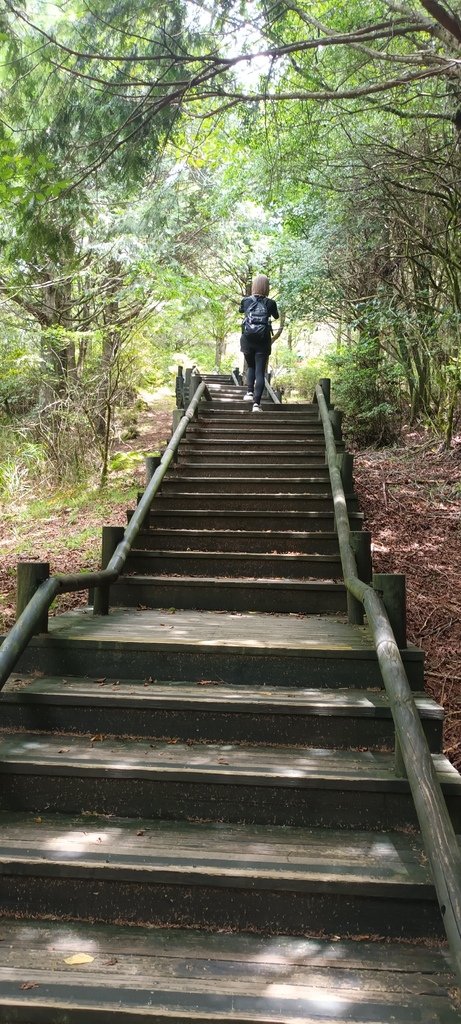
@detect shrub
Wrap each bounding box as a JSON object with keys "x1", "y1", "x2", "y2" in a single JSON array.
[{"x1": 328, "y1": 339, "x2": 403, "y2": 447}]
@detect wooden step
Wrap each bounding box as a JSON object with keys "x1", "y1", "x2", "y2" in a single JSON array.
[
  {"x1": 0, "y1": 676, "x2": 443, "y2": 750},
  {"x1": 0, "y1": 921, "x2": 457, "y2": 1024},
  {"x1": 134, "y1": 528, "x2": 340, "y2": 554},
  {"x1": 124, "y1": 550, "x2": 343, "y2": 581},
  {"x1": 177, "y1": 451, "x2": 329, "y2": 465},
  {"x1": 188, "y1": 427, "x2": 326, "y2": 440},
  {"x1": 1, "y1": 733, "x2": 458, "y2": 829},
  {"x1": 135, "y1": 509, "x2": 364, "y2": 532},
  {"x1": 13, "y1": 609, "x2": 425, "y2": 689},
  {"x1": 193, "y1": 401, "x2": 325, "y2": 414},
  {"x1": 178, "y1": 448, "x2": 344, "y2": 460},
  {"x1": 163, "y1": 477, "x2": 333, "y2": 494},
  {"x1": 0, "y1": 813, "x2": 450, "y2": 938},
  {"x1": 197, "y1": 415, "x2": 322, "y2": 426},
  {"x1": 111, "y1": 574, "x2": 347, "y2": 614},
  {"x1": 180, "y1": 438, "x2": 331, "y2": 450},
  {"x1": 174, "y1": 462, "x2": 331, "y2": 477},
  {"x1": 147, "y1": 494, "x2": 357, "y2": 513},
  {"x1": 201, "y1": 402, "x2": 319, "y2": 412},
  {"x1": 177, "y1": 456, "x2": 331, "y2": 468}
]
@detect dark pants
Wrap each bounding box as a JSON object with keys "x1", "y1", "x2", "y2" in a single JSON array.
[{"x1": 244, "y1": 347, "x2": 269, "y2": 405}]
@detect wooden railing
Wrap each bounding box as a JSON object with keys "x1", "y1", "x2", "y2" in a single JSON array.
[
  {"x1": 0, "y1": 377, "x2": 208, "y2": 689},
  {"x1": 316, "y1": 379, "x2": 461, "y2": 986}
]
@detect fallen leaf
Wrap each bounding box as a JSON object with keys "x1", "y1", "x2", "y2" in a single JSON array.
[
  {"x1": 20, "y1": 982, "x2": 39, "y2": 990},
  {"x1": 94, "y1": 677, "x2": 106, "y2": 683},
  {"x1": 218, "y1": 758, "x2": 229, "y2": 764},
  {"x1": 196, "y1": 680, "x2": 220, "y2": 686},
  {"x1": 103, "y1": 958, "x2": 118, "y2": 966},
  {"x1": 34, "y1": 817, "x2": 42, "y2": 824},
  {"x1": 136, "y1": 830, "x2": 145, "y2": 836},
  {"x1": 91, "y1": 734, "x2": 104, "y2": 743},
  {"x1": 64, "y1": 953, "x2": 95, "y2": 966}
]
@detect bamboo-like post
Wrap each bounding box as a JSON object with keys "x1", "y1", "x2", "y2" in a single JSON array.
[
  {"x1": 336, "y1": 452, "x2": 354, "y2": 494},
  {"x1": 373, "y1": 573, "x2": 407, "y2": 649},
  {"x1": 346, "y1": 532, "x2": 372, "y2": 625},
  {"x1": 93, "y1": 526, "x2": 125, "y2": 615},
  {"x1": 16, "y1": 562, "x2": 50, "y2": 633},
  {"x1": 145, "y1": 455, "x2": 162, "y2": 484}
]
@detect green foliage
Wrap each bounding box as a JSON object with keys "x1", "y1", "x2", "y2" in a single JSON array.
[
  {"x1": 0, "y1": 427, "x2": 46, "y2": 499},
  {"x1": 0, "y1": 330, "x2": 42, "y2": 414},
  {"x1": 108, "y1": 451, "x2": 144, "y2": 472},
  {"x1": 328, "y1": 338, "x2": 404, "y2": 447}
]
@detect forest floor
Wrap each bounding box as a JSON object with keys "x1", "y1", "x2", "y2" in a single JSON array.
[{"x1": 1, "y1": 403, "x2": 460, "y2": 769}]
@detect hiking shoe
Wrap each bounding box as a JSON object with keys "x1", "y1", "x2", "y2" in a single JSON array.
[
  {"x1": 243, "y1": 392, "x2": 254, "y2": 401},
  {"x1": 252, "y1": 403, "x2": 262, "y2": 413}
]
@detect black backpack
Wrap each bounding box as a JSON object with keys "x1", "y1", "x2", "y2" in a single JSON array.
[{"x1": 243, "y1": 296, "x2": 269, "y2": 337}]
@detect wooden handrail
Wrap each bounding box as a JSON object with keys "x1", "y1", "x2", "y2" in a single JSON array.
[
  {"x1": 0, "y1": 380, "x2": 208, "y2": 689},
  {"x1": 316, "y1": 381, "x2": 461, "y2": 985}
]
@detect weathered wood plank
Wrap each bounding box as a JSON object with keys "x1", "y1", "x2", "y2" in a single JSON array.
[{"x1": 0, "y1": 922, "x2": 458, "y2": 1022}]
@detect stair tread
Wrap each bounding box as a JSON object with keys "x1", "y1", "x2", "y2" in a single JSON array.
[
  {"x1": 143, "y1": 510, "x2": 361, "y2": 518},
  {"x1": 0, "y1": 812, "x2": 439, "y2": 890},
  {"x1": 43, "y1": 607, "x2": 419, "y2": 656},
  {"x1": 0, "y1": 922, "x2": 458, "y2": 1024},
  {"x1": 128, "y1": 551, "x2": 341, "y2": 562},
  {"x1": 155, "y1": 491, "x2": 339, "y2": 497},
  {"x1": 139, "y1": 529, "x2": 338, "y2": 538},
  {"x1": 119, "y1": 575, "x2": 345, "y2": 588},
  {"x1": 169, "y1": 476, "x2": 331, "y2": 483},
  {"x1": 1, "y1": 676, "x2": 443, "y2": 717},
  {"x1": 0, "y1": 732, "x2": 458, "y2": 789}
]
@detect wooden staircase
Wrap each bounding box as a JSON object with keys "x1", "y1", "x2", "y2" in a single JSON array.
[{"x1": 0, "y1": 373, "x2": 460, "y2": 1021}]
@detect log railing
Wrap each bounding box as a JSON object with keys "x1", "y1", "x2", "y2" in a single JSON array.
[{"x1": 316, "y1": 379, "x2": 461, "y2": 986}]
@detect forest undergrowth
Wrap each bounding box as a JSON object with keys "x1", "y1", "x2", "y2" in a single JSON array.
[{"x1": 1, "y1": 406, "x2": 460, "y2": 770}]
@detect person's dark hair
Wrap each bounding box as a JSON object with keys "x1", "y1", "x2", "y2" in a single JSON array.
[{"x1": 251, "y1": 274, "x2": 270, "y2": 297}]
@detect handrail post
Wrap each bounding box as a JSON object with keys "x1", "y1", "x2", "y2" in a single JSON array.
[
  {"x1": 145, "y1": 455, "x2": 162, "y2": 484},
  {"x1": 346, "y1": 532, "x2": 372, "y2": 625},
  {"x1": 329, "y1": 408, "x2": 343, "y2": 442},
  {"x1": 189, "y1": 372, "x2": 202, "y2": 416},
  {"x1": 93, "y1": 526, "x2": 125, "y2": 615},
  {"x1": 175, "y1": 365, "x2": 184, "y2": 408},
  {"x1": 171, "y1": 408, "x2": 183, "y2": 462},
  {"x1": 373, "y1": 573, "x2": 407, "y2": 649},
  {"x1": 336, "y1": 452, "x2": 353, "y2": 494},
  {"x1": 16, "y1": 562, "x2": 50, "y2": 633},
  {"x1": 319, "y1": 377, "x2": 331, "y2": 407},
  {"x1": 184, "y1": 367, "x2": 192, "y2": 408}
]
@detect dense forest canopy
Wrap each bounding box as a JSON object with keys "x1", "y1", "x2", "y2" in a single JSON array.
[{"x1": 1, "y1": 0, "x2": 460, "y2": 490}]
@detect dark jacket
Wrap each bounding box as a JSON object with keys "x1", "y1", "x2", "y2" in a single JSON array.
[{"x1": 239, "y1": 295, "x2": 279, "y2": 350}]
